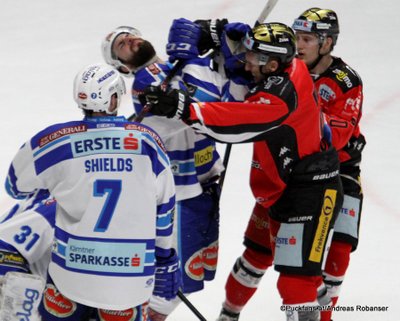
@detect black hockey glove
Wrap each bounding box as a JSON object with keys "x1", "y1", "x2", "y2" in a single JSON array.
[
  {"x1": 139, "y1": 86, "x2": 191, "y2": 120},
  {"x1": 194, "y1": 18, "x2": 229, "y2": 54}
]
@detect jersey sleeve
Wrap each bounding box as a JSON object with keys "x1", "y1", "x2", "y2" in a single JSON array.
[
  {"x1": 5, "y1": 138, "x2": 46, "y2": 199},
  {"x1": 0, "y1": 199, "x2": 55, "y2": 266},
  {"x1": 179, "y1": 57, "x2": 224, "y2": 103},
  {"x1": 317, "y1": 61, "x2": 363, "y2": 151},
  {"x1": 139, "y1": 127, "x2": 176, "y2": 258},
  {"x1": 188, "y1": 79, "x2": 297, "y2": 143}
]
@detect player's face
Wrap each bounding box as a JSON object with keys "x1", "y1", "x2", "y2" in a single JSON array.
[
  {"x1": 108, "y1": 94, "x2": 118, "y2": 115},
  {"x1": 244, "y1": 51, "x2": 278, "y2": 83},
  {"x1": 295, "y1": 32, "x2": 320, "y2": 67},
  {"x1": 112, "y1": 33, "x2": 156, "y2": 71},
  {"x1": 244, "y1": 51, "x2": 264, "y2": 82},
  {"x1": 112, "y1": 33, "x2": 143, "y2": 64}
]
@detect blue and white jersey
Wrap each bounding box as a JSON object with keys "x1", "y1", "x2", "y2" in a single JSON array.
[
  {"x1": 5, "y1": 116, "x2": 176, "y2": 310},
  {"x1": 131, "y1": 58, "x2": 225, "y2": 200},
  {"x1": 0, "y1": 192, "x2": 56, "y2": 278}
]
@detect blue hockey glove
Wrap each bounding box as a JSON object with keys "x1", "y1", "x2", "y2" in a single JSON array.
[
  {"x1": 221, "y1": 22, "x2": 251, "y2": 72},
  {"x1": 139, "y1": 86, "x2": 191, "y2": 120},
  {"x1": 224, "y1": 22, "x2": 251, "y2": 41},
  {"x1": 166, "y1": 18, "x2": 228, "y2": 62},
  {"x1": 153, "y1": 249, "x2": 182, "y2": 300},
  {"x1": 166, "y1": 18, "x2": 202, "y2": 62}
]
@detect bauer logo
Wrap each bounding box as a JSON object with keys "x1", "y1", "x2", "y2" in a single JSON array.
[
  {"x1": 309, "y1": 189, "x2": 337, "y2": 263},
  {"x1": 71, "y1": 131, "x2": 141, "y2": 157}
]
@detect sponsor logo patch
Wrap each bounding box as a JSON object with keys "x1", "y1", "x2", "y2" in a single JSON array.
[
  {"x1": 319, "y1": 84, "x2": 336, "y2": 102},
  {"x1": 43, "y1": 284, "x2": 77, "y2": 317},
  {"x1": 98, "y1": 307, "x2": 136, "y2": 321},
  {"x1": 202, "y1": 241, "x2": 218, "y2": 270},
  {"x1": 194, "y1": 146, "x2": 214, "y2": 167},
  {"x1": 0, "y1": 250, "x2": 28, "y2": 270},
  {"x1": 71, "y1": 131, "x2": 141, "y2": 157},
  {"x1": 39, "y1": 125, "x2": 87, "y2": 147},
  {"x1": 125, "y1": 124, "x2": 166, "y2": 153},
  {"x1": 65, "y1": 239, "x2": 147, "y2": 274},
  {"x1": 185, "y1": 250, "x2": 204, "y2": 281},
  {"x1": 309, "y1": 189, "x2": 337, "y2": 263}
]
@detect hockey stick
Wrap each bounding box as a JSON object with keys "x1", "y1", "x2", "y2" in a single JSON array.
[
  {"x1": 178, "y1": 291, "x2": 208, "y2": 321},
  {"x1": 127, "y1": 59, "x2": 209, "y2": 319},
  {"x1": 175, "y1": 2, "x2": 282, "y2": 319},
  {"x1": 255, "y1": 0, "x2": 279, "y2": 25},
  {"x1": 219, "y1": 0, "x2": 279, "y2": 190}
]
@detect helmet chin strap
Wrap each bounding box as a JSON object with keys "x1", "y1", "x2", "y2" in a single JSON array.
[
  {"x1": 308, "y1": 52, "x2": 324, "y2": 71},
  {"x1": 308, "y1": 34, "x2": 330, "y2": 72}
]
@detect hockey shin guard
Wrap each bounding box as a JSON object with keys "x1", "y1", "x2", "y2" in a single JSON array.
[
  {"x1": 223, "y1": 248, "x2": 272, "y2": 314},
  {"x1": 320, "y1": 241, "x2": 352, "y2": 321}
]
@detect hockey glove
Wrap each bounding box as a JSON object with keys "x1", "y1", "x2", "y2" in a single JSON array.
[
  {"x1": 224, "y1": 22, "x2": 251, "y2": 41},
  {"x1": 167, "y1": 18, "x2": 202, "y2": 62},
  {"x1": 221, "y1": 22, "x2": 251, "y2": 72},
  {"x1": 153, "y1": 249, "x2": 182, "y2": 300},
  {"x1": 139, "y1": 86, "x2": 191, "y2": 120},
  {"x1": 195, "y1": 18, "x2": 229, "y2": 54}
]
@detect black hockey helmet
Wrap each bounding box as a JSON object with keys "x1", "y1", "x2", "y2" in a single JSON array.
[
  {"x1": 242, "y1": 22, "x2": 296, "y2": 66},
  {"x1": 292, "y1": 8, "x2": 340, "y2": 46}
]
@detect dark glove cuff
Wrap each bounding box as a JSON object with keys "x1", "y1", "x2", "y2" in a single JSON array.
[
  {"x1": 196, "y1": 18, "x2": 229, "y2": 54},
  {"x1": 155, "y1": 248, "x2": 176, "y2": 263}
]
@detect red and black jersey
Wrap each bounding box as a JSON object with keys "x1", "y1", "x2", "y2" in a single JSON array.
[
  {"x1": 314, "y1": 57, "x2": 365, "y2": 164},
  {"x1": 187, "y1": 58, "x2": 322, "y2": 208}
]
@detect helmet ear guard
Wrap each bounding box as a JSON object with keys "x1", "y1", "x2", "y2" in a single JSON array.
[
  {"x1": 101, "y1": 26, "x2": 142, "y2": 76},
  {"x1": 73, "y1": 64, "x2": 126, "y2": 115}
]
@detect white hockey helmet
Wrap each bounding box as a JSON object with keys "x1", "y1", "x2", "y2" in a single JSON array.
[
  {"x1": 73, "y1": 64, "x2": 126, "y2": 115},
  {"x1": 101, "y1": 26, "x2": 142, "y2": 75}
]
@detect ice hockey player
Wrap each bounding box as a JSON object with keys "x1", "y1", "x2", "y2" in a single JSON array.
[
  {"x1": 0, "y1": 191, "x2": 54, "y2": 321},
  {"x1": 140, "y1": 22, "x2": 344, "y2": 321},
  {"x1": 101, "y1": 25, "x2": 232, "y2": 320},
  {"x1": 292, "y1": 8, "x2": 365, "y2": 321},
  {"x1": 4, "y1": 63, "x2": 181, "y2": 321}
]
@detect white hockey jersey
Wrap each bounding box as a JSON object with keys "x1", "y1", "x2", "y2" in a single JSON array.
[
  {"x1": 131, "y1": 58, "x2": 225, "y2": 201},
  {"x1": 0, "y1": 191, "x2": 55, "y2": 278},
  {"x1": 5, "y1": 116, "x2": 176, "y2": 310}
]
